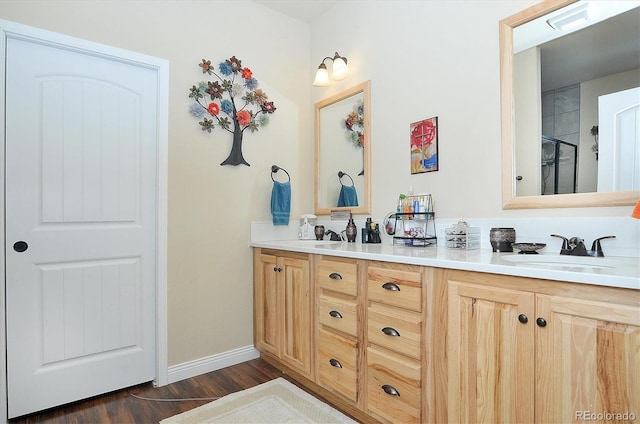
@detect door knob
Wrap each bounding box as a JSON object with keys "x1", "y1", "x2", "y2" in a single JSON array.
[{"x1": 13, "y1": 241, "x2": 28, "y2": 252}]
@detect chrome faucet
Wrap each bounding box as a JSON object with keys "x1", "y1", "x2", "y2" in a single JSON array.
[
  {"x1": 550, "y1": 234, "x2": 616, "y2": 257},
  {"x1": 325, "y1": 230, "x2": 342, "y2": 241}
]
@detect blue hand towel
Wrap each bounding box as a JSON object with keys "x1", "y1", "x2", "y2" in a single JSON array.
[
  {"x1": 337, "y1": 185, "x2": 358, "y2": 207},
  {"x1": 271, "y1": 181, "x2": 291, "y2": 226}
]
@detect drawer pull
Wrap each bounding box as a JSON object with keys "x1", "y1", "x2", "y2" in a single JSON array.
[
  {"x1": 329, "y1": 310, "x2": 343, "y2": 319},
  {"x1": 382, "y1": 327, "x2": 400, "y2": 337},
  {"x1": 329, "y1": 358, "x2": 343, "y2": 368},
  {"x1": 329, "y1": 272, "x2": 343, "y2": 280},
  {"x1": 382, "y1": 282, "x2": 400, "y2": 291},
  {"x1": 382, "y1": 384, "x2": 400, "y2": 397}
]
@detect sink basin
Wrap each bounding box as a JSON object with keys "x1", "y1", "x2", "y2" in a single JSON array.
[{"x1": 500, "y1": 254, "x2": 626, "y2": 269}]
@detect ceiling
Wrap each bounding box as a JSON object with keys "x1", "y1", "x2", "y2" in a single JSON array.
[
  {"x1": 514, "y1": 2, "x2": 640, "y2": 92},
  {"x1": 253, "y1": 0, "x2": 340, "y2": 23},
  {"x1": 540, "y1": 7, "x2": 640, "y2": 91}
]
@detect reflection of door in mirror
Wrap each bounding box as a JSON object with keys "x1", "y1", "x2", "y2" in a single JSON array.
[
  {"x1": 315, "y1": 81, "x2": 371, "y2": 215},
  {"x1": 598, "y1": 87, "x2": 640, "y2": 192},
  {"x1": 503, "y1": 0, "x2": 640, "y2": 208}
]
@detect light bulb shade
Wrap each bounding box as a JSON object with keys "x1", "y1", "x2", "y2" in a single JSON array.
[
  {"x1": 313, "y1": 65, "x2": 330, "y2": 86},
  {"x1": 332, "y1": 57, "x2": 348, "y2": 80}
]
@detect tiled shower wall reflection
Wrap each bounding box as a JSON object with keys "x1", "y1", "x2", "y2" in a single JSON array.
[{"x1": 542, "y1": 85, "x2": 580, "y2": 194}]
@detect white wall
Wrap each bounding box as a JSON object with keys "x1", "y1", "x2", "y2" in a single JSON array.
[
  {"x1": 0, "y1": 0, "x2": 313, "y2": 367},
  {"x1": 311, "y1": 0, "x2": 636, "y2": 220}
]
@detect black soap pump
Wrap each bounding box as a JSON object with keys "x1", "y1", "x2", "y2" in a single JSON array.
[
  {"x1": 362, "y1": 217, "x2": 373, "y2": 243},
  {"x1": 346, "y1": 214, "x2": 357, "y2": 242}
]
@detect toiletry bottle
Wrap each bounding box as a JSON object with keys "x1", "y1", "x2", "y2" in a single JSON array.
[
  {"x1": 397, "y1": 195, "x2": 404, "y2": 213},
  {"x1": 364, "y1": 217, "x2": 373, "y2": 243},
  {"x1": 371, "y1": 223, "x2": 381, "y2": 243},
  {"x1": 346, "y1": 215, "x2": 357, "y2": 242},
  {"x1": 406, "y1": 198, "x2": 414, "y2": 219}
]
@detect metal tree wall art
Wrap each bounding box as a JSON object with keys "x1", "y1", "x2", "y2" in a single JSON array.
[
  {"x1": 344, "y1": 101, "x2": 365, "y2": 175},
  {"x1": 188, "y1": 56, "x2": 276, "y2": 166}
]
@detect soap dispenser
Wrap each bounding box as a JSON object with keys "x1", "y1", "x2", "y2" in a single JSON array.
[{"x1": 345, "y1": 214, "x2": 357, "y2": 242}]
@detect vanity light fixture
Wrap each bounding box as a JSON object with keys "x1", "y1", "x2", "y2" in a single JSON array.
[
  {"x1": 313, "y1": 52, "x2": 348, "y2": 86},
  {"x1": 547, "y1": 3, "x2": 590, "y2": 31}
]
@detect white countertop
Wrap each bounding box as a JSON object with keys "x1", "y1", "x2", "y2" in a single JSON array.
[{"x1": 251, "y1": 240, "x2": 640, "y2": 290}]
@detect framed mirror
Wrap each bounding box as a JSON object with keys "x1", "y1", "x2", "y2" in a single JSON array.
[
  {"x1": 500, "y1": 0, "x2": 640, "y2": 209},
  {"x1": 315, "y1": 81, "x2": 371, "y2": 215}
]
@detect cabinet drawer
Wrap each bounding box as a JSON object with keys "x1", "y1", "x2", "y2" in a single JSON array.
[
  {"x1": 367, "y1": 346, "x2": 421, "y2": 423},
  {"x1": 318, "y1": 258, "x2": 358, "y2": 297},
  {"x1": 319, "y1": 329, "x2": 358, "y2": 402},
  {"x1": 368, "y1": 265, "x2": 422, "y2": 312},
  {"x1": 318, "y1": 294, "x2": 358, "y2": 336},
  {"x1": 368, "y1": 303, "x2": 422, "y2": 359}
]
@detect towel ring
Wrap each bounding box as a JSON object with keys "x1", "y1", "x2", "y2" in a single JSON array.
[
  {"x1": 271, "y1": 165, "x2": 290, "y2": 182},
  {"x1": 338, "y1": 171, "x2": 354, "y2": 187}
]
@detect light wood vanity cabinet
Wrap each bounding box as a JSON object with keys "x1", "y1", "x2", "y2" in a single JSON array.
[
  {"x1": 253, "y1": 249, "x2": 311, "y2": 377},
  {"x1": 254, "y1": 248, "x2": 639, "y2": 424},
  {"x1": 366, "y1": 262, "x2": 425, "y2": 424},
  {"x1": 315, "y1": 256, "x2": 362, "y2": 404},
  {"x1": 446, "y1": 274, "x2": 535, "y2": 423},
  {"x1": 535, "y1": 293, "x2": 640, "y2": 423},
  {"x1": 442, "y1": 269, "x2": 640, "y2": 424}
]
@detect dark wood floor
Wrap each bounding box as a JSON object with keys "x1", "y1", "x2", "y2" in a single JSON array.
[{"x1": 9, "y1": 358, "x2": 315, "y2": 424}]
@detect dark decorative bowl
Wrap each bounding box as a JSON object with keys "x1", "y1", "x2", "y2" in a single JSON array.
[
  {"x1": 490, "y1": 227, "x2": 516, "y2": 252},
  {"x1": 511, "y1": 243, "x2": 546, "y2": 254}
]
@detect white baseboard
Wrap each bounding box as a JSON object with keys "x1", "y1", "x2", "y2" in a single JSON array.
[{"x1": 167, "y1": 345, "x2": 261, "y2": 385}]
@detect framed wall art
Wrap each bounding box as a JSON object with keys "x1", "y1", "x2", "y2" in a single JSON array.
[{"x1": 410, "y1": 116, "x2": 438, "y2": 174}]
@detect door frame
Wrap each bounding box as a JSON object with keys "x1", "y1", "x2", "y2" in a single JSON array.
[{"x1": 0, "y1": 19, "x2": 169, "y2": 420}]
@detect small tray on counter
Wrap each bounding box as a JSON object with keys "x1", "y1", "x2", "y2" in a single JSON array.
[{"x1": 511, "y1": 243, "x2": 546, "y2": 254}]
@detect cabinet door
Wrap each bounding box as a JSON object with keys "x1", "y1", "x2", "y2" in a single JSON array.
[
  {"x1": 280, "y1": 256, "x2": 311, "y2": 375},
  {"x1": 536, "y1": 294, "x2": 640, "y2": 423},
  {"x1": 448, "y1": 280, "x2": 535, "y2": 423},
  {"x1": 254, "y1": 253, "x2": 280, "y2": 357}
]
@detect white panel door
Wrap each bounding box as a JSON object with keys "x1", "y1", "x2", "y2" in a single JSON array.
[
  {"x1": 5, "y1": 34, "x2": 158, "y2": 418},
  {"x1": 598, "y1": 87, "x2": 640, "y2": 191}
]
